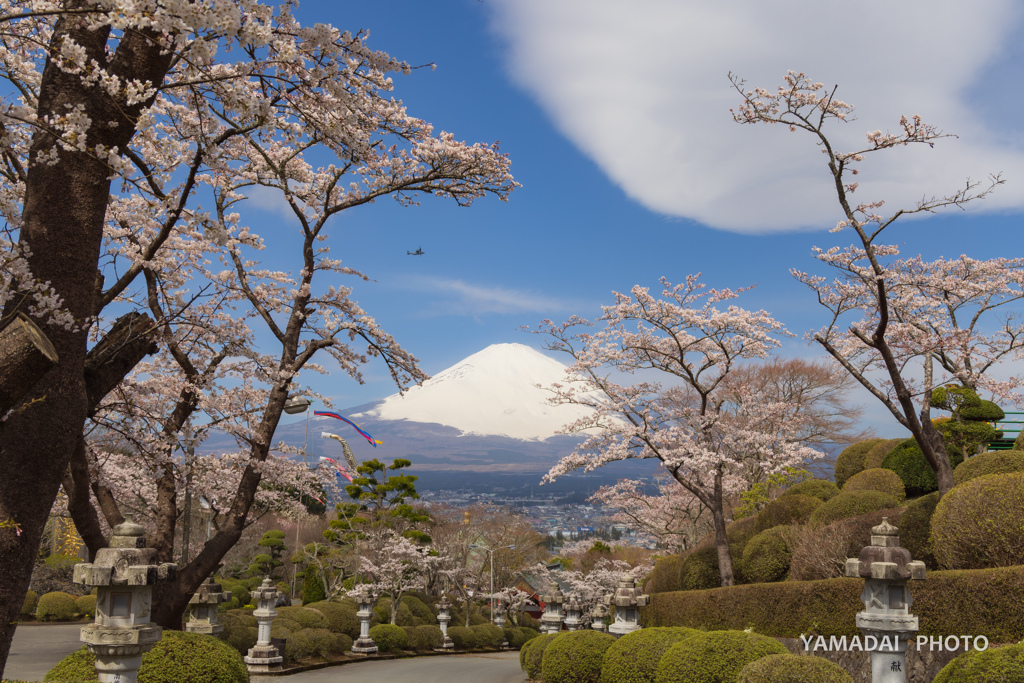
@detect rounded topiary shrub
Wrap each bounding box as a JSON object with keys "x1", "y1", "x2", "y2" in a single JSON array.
[
  {"x1": 472, "y1": 623, "x2": 504, "y2": 649},
  {"x1": 834, "y1": 438, "x2": 884, "y2": 488},
  {"x1": 808, "y1": 490, "x2": 899, "y2": 527},
  {"x1": 74, "y1": 594, "x2": 96, "y2": 619},
  {"x1": 220, "y1": 622, "x2": 258, "y2": 655},
  {"x1": 407, "y1": 624, "x2": 443, "y2": 650},
  {"x1": 448, "y1": 625, "x2": 480, "y2": 650},
  {"x1": 953, "y1": 450, "x2": 1024, "y2": 485},
  {"x1": 654, "y1": 630, "x2": 788, "y2": 683},
  {"x1": 781, "y1": 479, "x2": 839, "y2": 502},
  {"x1": 960, "y1": 400, "x2": 1005, "y2": 422},
  {"x1": 755, "y1": 494, "x2": 821, "y2": 532},
  {"x1": 679, "y1": 546, "x2": 723, "y2": 591},
  {"x1": 931, "y1": 472, "x2": 1024, "y2": 569},
  {"x1": 541, "y1": 629, "x2": 615, "y2": 683},
  {"x1": 46, "y1": 631, "x2": 248, "y2": 683},
  {"x1": 841, "y1": 467, "x2": 906, "y2": 502},
  {"x1": 401, "y1": 594, "x2": 435, "y2": 625},
  {"x1": 300, "y1": 566, "x2": 326, "y2": 605},
  {"x1": 368, "y1": 623, "x2": 408, "y2": 652},
  {"x1": 522, "y1": 633, "x2": 560, "y2": 680},
  {"x1": 305, "y1": 600, "x2": 359, "y2": 638},
  {"x1": 881, "y1": 439, "x2": 964, "y2": 497},
  {"x1": 21, "y1": 589, "x2": 38, "y2": 617},
  {"x1": 742, "y1": 526, "x2": 794, "y2": 583},
  {"x1": 863, "y1": 438, "x2": 903, "y2": 470},
  {"x1": 36, "y1": 591, "x2": 79, "y2": 621},
  {"x1": 932, "y1": 642, "x2": 1024, "y2": 683},
  {"x1": 600, "y1": 626, "x2": 699, "y2": 683},
  {"x1": 277, "y1": 606, "x2": 328, "y2": 630},
  {"x1": 737, "y1": 653, "x2": 854, "y2": 682},
  {"x1": 897, "y1": 491, "x2": 940, "y2": 568},
  {"x1": 373, "y1": 598, "x2": 414, "y2": 627}
]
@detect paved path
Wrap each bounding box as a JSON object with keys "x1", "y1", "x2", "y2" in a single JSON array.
[{"x1": 4, "y1": 624, "x2": 524, "y2": 683}]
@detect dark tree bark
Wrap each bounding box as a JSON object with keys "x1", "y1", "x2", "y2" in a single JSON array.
[
  {"x1": 0, "y1": 313, "x2": 58, "y2": 415},
  {"x1": 0, "y1": 7, "x2": 174, "y2": 672}
]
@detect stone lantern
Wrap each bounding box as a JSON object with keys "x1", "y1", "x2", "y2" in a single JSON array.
[
  {"x1": 563, "y1": 594, "x2": 584, "y2": 631},
  {"x1": 589, "y1": 603, "x2": 609, "y2": 633},
  {"x1": 244, "y1": 578, "x2": 283, "y2": 673},
  {"x1": 435, "y1": 595, "x2": 455, "y2": 651},
  {"x1": 72, "y1": 515, "x2": 177, "y2": 683},
  {"x1": 493, "y1": 602, "x2": 510, "y2": 648},
  {"x1": 539, "y1": 581, "x2": 565, "y2": 634},
  {"x1": 184, "y1": 576, "x2": 229, "y2": 635},
  {"x1": 350, "y1": 585, "x2": 378, "y2": 654},
  {"x1": 607, "y1": 577, "x2": 648, "y2": 637},
  {"x1": 844, "y1": 517, "x2": 926, "y2": 683}
]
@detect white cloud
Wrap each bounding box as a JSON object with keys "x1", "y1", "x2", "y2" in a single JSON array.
[
  {"x1": 408, "y1": 276, "x2": 574, "y2": 316},
  {"x1": 488, "y1": 0, "x2": 1024, "y2": 233}
]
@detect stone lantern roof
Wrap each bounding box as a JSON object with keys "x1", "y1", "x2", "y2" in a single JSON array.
[
  {"x1": 606, "y1": 577, "x2": 649, "y2": 608},
  {"x1": 540, "y1": 582, "x2": 564, "y2": 605},
  {"x1": 845, "y1": 518, "x2": 926, "y2": 581}
]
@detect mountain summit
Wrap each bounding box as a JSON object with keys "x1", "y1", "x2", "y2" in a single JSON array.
[{"x1": 355, "y1": 343, "x2": 593, "y2": 441}]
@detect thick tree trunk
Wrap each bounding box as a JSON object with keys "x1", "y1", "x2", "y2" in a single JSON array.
[
  {"x1": 0, "y1": 313, "x2": 58, "y2": 415},
  {"x1": 0, "y1": 11, "x2": 173, "y2": 674},
  {"x1": 712, "y1": 473, "x2": 734, "y2": 587},
  {"x1": 920, "y1": 419, "x2": 956, "y2": 496}
]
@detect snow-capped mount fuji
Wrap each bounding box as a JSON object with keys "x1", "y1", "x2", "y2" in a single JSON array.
[{"x1": 353, "y1": 343, "x2": 593, "y2": 441}]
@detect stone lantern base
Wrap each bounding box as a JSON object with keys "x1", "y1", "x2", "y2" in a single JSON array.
[
  {"x1": 434, "y1": 635, "x2": 455, "y2": 652},
  {"x1": 351, "y1": 636, "x2": 378, "y2": 655},
  {"x1": 244, "y1": 643, "x2": 283, "y2": 672}
]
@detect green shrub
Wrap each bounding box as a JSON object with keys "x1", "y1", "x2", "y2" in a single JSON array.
[
  {"x1": 521, "y1": 632, "x2": 560, "y2": 679},
  {"x1": 1015, "y1": 431, "x2": 1024, "y2": 450},
  {"x1": 368, "y1": 623, "x2": 408, "y2": 652},
  {"x1": 373, "y1": 598, "x2": 415, "y2": 626},
  {"x1": 654, "y1": 630, "x2": 788, "y2": 683},
  {"x1": 781, "y1": 479, "x2": 839, "y2": 502},
  {"x1": 960, "y1": 400, "x2": 1005, "y2": 422},
  {"x1": 36, "y1": 591, "x2": 79, "y2": 621},
  {"x1": 862, "y1": 438, "x2": 903, "y2": 470},
  {"x1": 46, "y1": 631, "x2": 248, "y2": 682},
  {"x1": 541, "y1": 629, "x2": 615, "y2": 683},
  {"x1": 220, "y1": 621, "x2": 258, "y2": 655},
  {"x1": 680, "y1": 517, "x2": 759, "y2": 589},
  {"x1": 742, "y1": 526, "x2": 794, "y2": 584},
  {"x1": 300, "y1": 566, "x2": 326, "y2": 605},
  {"x1": 504, "y1": 627, "x2": 523, "y2": 648},
  {"x1": 931, "y1": 473, "x2": 1024, "y2": 569},
  {"x1": 285, "y1": 627, "x2": 344, "y2": 661},
  {"x1": 808, "y1": 491, "x2": 899, "y2": 526},
  {"x1": 834, "y1": 439, "x2": 883, "y2": 488},
  {"x1": 737, "y1": 654, "x2": 854, "y2": 682},
  {"x1": 407, "y1": 624, "x2": 443, "y2": 650},
  {"x1": 276, "y1": 605, "x2": 327, "y2": 630},
  {"x1": 755, "y1": 495, "x2": 821, "y2": 532},
  {"x1": 841, "y1": 467, "x2": 905, "y2": 502},
  {"x1": 881, "y1": 439, "x2": 964, "y2": 497},
  {"x1": 74, "y1": 594, "x2": 96, "y2": 619},
  {"x1": 448, "y1": 625, "x2": 479, "y2": 650},
  {"x1": 21, "y1": 589, "x2": 38, "y2": 617},
  {"x1": 304, "y1": 600, "x2": 359, "y2": 638},
  {"x1": 270, "y1": 617, "x2": 302, "y2": 639},
  {"x1": 401, "y1": 594, "x2": 435, "y2": 624},
  {"x1": 932, "y1": 643, "x2": 1024, "y2": 683},
  {"x1": 898, "y1": 491, "x2": 940, "y2": 568},
  {"x1": 953, "y1": 450, "x2": 1024, "y2": 485},
  {"x1": 600, "y1": 627, "x2": 699, "y2": 683},
  {"x1": 645, "y1": 555, "x2": 685, "y2": 594},
  {"x1": 471, "y1": 623, "x2": 504, "y2": 649}
]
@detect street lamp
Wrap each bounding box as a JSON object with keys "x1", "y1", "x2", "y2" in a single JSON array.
[
  {"x1": 469, "y1": 544, "x2": 516, "y2": 623},
  {"x1": 283, "y1": 395, "x2": 311, "y2": 599}
]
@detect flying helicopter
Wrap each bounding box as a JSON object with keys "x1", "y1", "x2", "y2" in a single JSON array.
[{"x1": 407, "y1": 247, "x2": 425, "y2": 255}]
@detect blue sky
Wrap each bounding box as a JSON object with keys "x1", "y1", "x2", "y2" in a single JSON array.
[{"x1": 271, "y1": 0, "x2": 1024, "y2": 436}]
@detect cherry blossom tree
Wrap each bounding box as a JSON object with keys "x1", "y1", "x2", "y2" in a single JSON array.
[
  {"x1": 589, "y1": 477, "x2": 712, "y2": 553},
  {"x1": 731, "y1": 71, "x2": 1011, "y2": 496},
  {"x1": 531, "y1": 276, "x2": 822, "y2": 586},
  {"x1": 0, "y1": 1, "x2": 515, "y2": 662},
  {"x1": 350, "y1": 529, "x2": 435, "y2": 624}
]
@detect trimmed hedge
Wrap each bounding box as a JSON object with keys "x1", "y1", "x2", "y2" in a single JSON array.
[
  {"x1": 834, "y1": 439, "x2": 883, "y2": 488},
  {"x1": 932, "y1": 643, "x2": 1024, "y2": 682},
  {"x1": 862, "y1": 438, "x2": 903, "y2": 470},
  {"x1": 654, "y1": 630, "x2": 788, "y2": 683},
  {"x1": 285, "y1": 627, "x2": 346, "y2": 661},
  {"x1": 303, "y1": 600, "x2": 360, "y2": 638},
  {"x1": 841, "y1": 468, "x2": 905, "y2": 502},
  {"x1": 45, "y1": 631, "x2": 248, "y2": 683},
  {"x1": 679, "y1": 516, "x2": 760, "y2": 589},
  {"x1": 646, "y1": 554, "x2": 685, "y2": 594},
  {"x1": 368, "y1": 623, "x2": 407, "y2": 652},
  {"x1": 781, "y1": 479, "x2": 839, "y2": 502},
  {"x1": 522, "y1": 633, "x2": 560, "y2": 680},
  {"x1": 74, "y1": 594, "x2": 96, "y2": 619},
  {"x1": 401, "y1": 594, "x2": 435, "y2": 625},
  {"x1": 738, "y1": 654, "x2": 854, "y2": 682},
  {"x1": 953, "y1": 450, "x2": 1024, "y2": 485},
  {"x1": 755, "y1": 495, "x2": 821, "y2": 533},
  {"x1": 407, "y1": 624, "x2": 443, "y2": 650},
  {"x1": 931, "y1": 472, "x2": 1024, "y2": 569},
  {"x1": 36, "y1": 591, "x2": 78, "y2": 621},
  {"x1": 897, "y1": 492, "x2": 940, "y2": 568},
  {"x1": 373, "y1": 598, "x2": 414, "y2": 626},
  {"x1": 472, "y1": 623, "x2": 504, "y2": 649},
  {"x1": 600, "y1": 627, "x2": 699, "y2": 683},
  {"x1": 881, "y1": 439, "x2": 964, "y2": 497},
  {"x1": 808, "y1": 490, "x2": 898, "y2": 526},
  {"x1": 448, "y1": 625, "x2": 479, "y2": 650},
  {"x1": 541, "y1": 629, "x2": 615, "y2": 683},
  {"x1": 742, "y1": 526, "x2": 793, "y2": 584},
  {"x1": 643, "y1": 565, "x2": 1024, "y2": 642},
  {"x1": 275, "y1": 606, "x2": 327, "y2": 630},
  {"x1": 21, "y1": 589, "x2": 37, "y2": 617}
]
